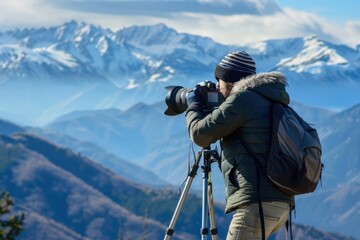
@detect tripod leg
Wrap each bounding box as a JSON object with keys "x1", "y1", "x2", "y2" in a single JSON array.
[
  {"x1": 208, "y1": 175, "x2": 218, "y2": 240},
  {"x1": 201, "y1": 151, "x2": 210, "y2": 240},
  {"x1": 201, "y1": 170, "x2": 209, "y2": 240},
  {"x1": 164, "y1": 151, "x2": 202, "y2": 240}
]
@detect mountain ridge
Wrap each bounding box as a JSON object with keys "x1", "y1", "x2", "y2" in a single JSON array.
[
  {"x1": 1, "y1": 20, "x2": 359, "y2": 86},
  {"x1": 0, "y1": 131, "x2": 232, "y2": 239},
  {"x1": 1, "y1": 21, "x2": 359, "y2": 125},
  {"x1": 0, "y1": 133, "x2": 169, "y2": 239}
]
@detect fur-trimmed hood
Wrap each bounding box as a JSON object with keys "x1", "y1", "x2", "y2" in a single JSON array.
[
  {"x1": 231, "y1": 71, "x2": 287, "y2": 92},
  {"x1": 231, "y1": 71, "x2": 290, "y2": 104}
]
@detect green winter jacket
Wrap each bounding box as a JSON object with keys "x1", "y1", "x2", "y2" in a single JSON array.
[{"x1": 186, "y1": 72, "x2": 294, "y2": 213}]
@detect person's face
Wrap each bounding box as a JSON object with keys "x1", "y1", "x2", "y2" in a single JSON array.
[{"x1": 217, "y1": 79, "x2": 234, "y2": 99}]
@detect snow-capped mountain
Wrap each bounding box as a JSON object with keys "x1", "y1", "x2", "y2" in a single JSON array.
[
  {"x1": 0, "y1": 21, "x2": 234, "y2": 86},
  {"x1": 245, "y1": 35, "x2": 360, "y2": 84},
  {"x1": 2, "y1": 21, "x2": 359, "y2": 85},
  {"x1": 0, "y1": 21, "x2": 359, "y2": 125},
  {"x1": 0, "y1": 21, "x2": 145, "y2": 85}
]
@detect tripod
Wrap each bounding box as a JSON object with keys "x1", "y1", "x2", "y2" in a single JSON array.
[{"x1": 164, "y1": 147, "x2": 220, "y2": 240}]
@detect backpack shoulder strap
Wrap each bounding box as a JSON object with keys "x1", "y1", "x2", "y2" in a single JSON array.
[{"x1": 237, "y1": 133, "x2": 266, "y2": 240}]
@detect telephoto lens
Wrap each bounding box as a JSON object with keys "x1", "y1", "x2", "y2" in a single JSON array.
[{"x1": 164, "y1": 86, "x2": 190, "y2": 116}]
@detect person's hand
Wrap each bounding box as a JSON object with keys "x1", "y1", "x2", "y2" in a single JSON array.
[
  {"x1": 186, "y1": 87, "x2": 202, "y2": 107},
  {"x1": 185, "y1": 84, "x2": 205, "y2": 115}
]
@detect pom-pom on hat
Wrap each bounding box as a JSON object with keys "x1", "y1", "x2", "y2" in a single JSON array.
[{"x1": 214, "y1": 51, "x2": 256, "y2": 83}]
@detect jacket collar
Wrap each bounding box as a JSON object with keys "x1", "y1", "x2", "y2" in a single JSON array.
[{"x1": 231, "y1": 71, "x2": 288, "y2": 94}]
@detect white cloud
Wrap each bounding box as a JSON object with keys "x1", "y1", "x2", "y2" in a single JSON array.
[
  {"x1": 155, "y1": 8, "x2": 359, "y2": 46},
  {"x1": 0, "y1": 0, "x2": 358, "y2": 47},
  {"x1": 344, "y1": 21, "x2": 360, "y2": 45},
  {"x1": 0, "y1": 0, "x2": 99, "y2": 31},
  {"x1": 198, "y1": 0, "x2": 234, "y2": 7},
  {"x1": 0, "y1": 0, "x2": 38, "y2": 28}
]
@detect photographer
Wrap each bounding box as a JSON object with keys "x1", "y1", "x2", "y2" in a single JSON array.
[{"x1": 185, "y1": 51, "x2": 294, "y2": 240}]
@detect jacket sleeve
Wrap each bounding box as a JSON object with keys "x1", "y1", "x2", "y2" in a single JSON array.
[{"x1": 186, "y1": 93, "x2": 247, "y2": 148}]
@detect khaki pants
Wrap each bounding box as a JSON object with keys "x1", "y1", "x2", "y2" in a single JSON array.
[{"x1": 226, "y1": 201, "x2": 290, "y2": 240}]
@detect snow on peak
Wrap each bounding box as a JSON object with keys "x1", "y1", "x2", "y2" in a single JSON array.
[
  {"x1": 278, "y1": 35, "x2": 348, "y2": 73},
  {"x1": 0, "y1": 43, "x2": 77, "y2": 70},
  {"x1": 96, "y1": 36, "x2": 109, "y2": 56},
  {"x1": 126, "y1": 79, "x2": 140, "y2": 89}
]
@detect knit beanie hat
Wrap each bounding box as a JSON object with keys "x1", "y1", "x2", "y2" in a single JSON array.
[{"x1": 214, "y1": 51, "x2": 256, "y2": 83}]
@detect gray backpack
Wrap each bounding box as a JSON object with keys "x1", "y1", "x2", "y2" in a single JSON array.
[
  {"x1": 241, "y1": 103, "x2": 323, "y2": 196},
  {"x1": 267, "y1": 103, "x2": 323, "y2": 196},
  {"x1": 240, "y1": 102, "x2": 323, "y2": 240}
]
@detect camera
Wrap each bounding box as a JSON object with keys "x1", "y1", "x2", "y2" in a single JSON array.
[{"x1": 164, "y1": 80, "x2": 221, "y2": 116}]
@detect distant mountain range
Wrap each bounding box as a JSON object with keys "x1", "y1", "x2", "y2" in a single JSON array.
[
  {"x1": 293, "y1": 104, "x2": 360, "y2": 236},
  {"x1": 1, "y1": 21, "x2": 359, "y2": 84},
  {"x1": 0, "y1": 21, "x2": 359, "y2": 125},
  {"x1": 44, "y1": 100, "x2": 336, "y2": 181},
  {"x1": 0, "y1": 118, "x2": 168, "y2": 187},
  {"x1": 0, "y1": 118, "x2": 357, "y2": 240}
]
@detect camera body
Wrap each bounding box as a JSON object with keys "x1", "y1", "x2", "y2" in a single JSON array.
[
  {"x1": 164, "y1": 80, "x2": 221, "y2": 116},
  {"x1": 194, "y1": 80, "x2": 220, "y2": 109}
]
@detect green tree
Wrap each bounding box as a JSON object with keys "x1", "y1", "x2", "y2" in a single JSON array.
[{"x1": 0, "y1": 191, "x2": 25, "y2": 240}]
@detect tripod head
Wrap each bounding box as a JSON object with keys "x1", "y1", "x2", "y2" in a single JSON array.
[
  {"x1": 208, "y1": 149, "x2": 220, "y2": 164},
  {"x1": 201, "y1": 147, "x2": 221, "y2": 172}
]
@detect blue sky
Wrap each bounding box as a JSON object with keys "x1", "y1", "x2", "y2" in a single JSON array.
[
  {"x1": 276, "y1": 0, "x2": 359, "y2": 23},
  {"x1": 0, "y1": 0, "x2": 359, "y2": 46}
]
